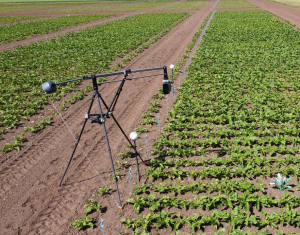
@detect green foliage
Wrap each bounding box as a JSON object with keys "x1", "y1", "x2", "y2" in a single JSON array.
[
  {"x1": 142, "y1": 117, "x2": 156, "y2": 125},
  {"x1": 60, "y1": 85, "x2": 93, "y2": 111},
  {"x1": 108, "y1": 2, "x2": 170, "y2": 12},
  {"x1": 119, "y1": 151, "x2": 133, "y2": 159},
  {"x1": 215, "y1": 0, "x2": 257, "y2": 9},
  {"x1": 0, "y1": 16, "x2": 43, "y2": 24},
  {"x1": 135, "y1": 126, "x2": 148, "y2": 134},
  {"x1": 121, "y1": 10, "x2": 300, "y2": 234},
  {"x1": 0, "y1": 2, "x2": 91, "y2": 13},
  {"x1": 24, "y1": 116, "x2": 52, "y2": 133},
  {"x1": 116, "y1": 160, "x2": 129, "y2": 168},
  {"x1": 270, "y1": 173, "x2": 292, "y2": 191},
  {"x1": 72, "y1": 216, "x2": 94, "y2": 230},
  {"x1": 152, "y1": 93, "x2": 164, "y2": 99},
  {"x1": 160, "y1": 1, "x2": 208, "y2": 10},
  {"x1": 0, "y1": 14, "x2": 116, "y2": 43},
  {"x1": 97, "y1": 186, "x2": 111, "y2": 196},
  {"x1": 84, "y1": 198, "x2": 100, "y2": 216},
  {"x1": 50, "y1": 2, "x2": 130, "y2": 13},
  {"x1": 149, "y1": 101, "x2": 160, "y2": 109},
  {"x1": 1, "y1": 133, "x2": 25, "y2": 152},
  {"x1": 108, "y1": 171, "x2": 122, "y2": 180}
]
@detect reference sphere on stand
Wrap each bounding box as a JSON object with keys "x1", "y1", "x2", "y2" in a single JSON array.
[
  {"x1": 170, "y1": 64, "x2": 174, "y2": 69},
  {"x1": 130, "y1": 131, "x2": 140, "y2": 181},
  {"x1": 130, "y1": 132, "x2": 138, "y2": 141}
]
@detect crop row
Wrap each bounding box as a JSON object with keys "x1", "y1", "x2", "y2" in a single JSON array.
[
  {"x1": 133, "y1": 178, "x2": 266, "y2": 196},
  {"x1": 146, "y1": 155, "x2": 300, "y2": 172},
  {"x1": 0, "y1": 12, "x2": 188, "y2": 142},
  {"x1": 146, "y1": 163, "x2": 300, "y2": 181},
  {"x1": 0, "y1": 14, "x2": 116, "y2": 43},
  {"x1": 0, "y1": 16, "x2": 44, "y2": 24},
  {"x1": 50, "y1": 2, "x2": 132, "y2": 13},
  {"x1": 0, "y1": 2, "x2": 91, "y2": 13},
  {"x1": 127, "y1": 191, "x2": 299, "y2": 214},
  {"x1": 108, "y1": 2, "x2": 170, "y2": 12},
  {"x1": 215, "y1": 0, "x2": 257, "y2": 9},
  {"x1": 159, "y1": 1, "x2": 208, "y2": 10},
  {"x1": 123, "y1": 10, "x2": 300, "y2": 234},
  {"x1": 122, "y1": 207, "x2": 300, "y2": 233}
]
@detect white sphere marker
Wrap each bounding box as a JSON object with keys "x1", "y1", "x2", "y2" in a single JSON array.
[
  {"x1": 130, "y1": 132, "x2": 138, "y2": 141},
  {"x1": 170, "y1": 64, "x2": 174, "y2": 69}
]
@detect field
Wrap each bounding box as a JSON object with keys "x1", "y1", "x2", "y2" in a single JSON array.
[
  {"x1": 1, "y1": 0, "x2": 300, "y2": 234},
  {"x1": 0, "y1": 14, "x2": 116, "y2": 43},
  {"x1": 159, "y1": 1, "x2": 208, "y2": 10},
  {"x1": 0, "y1": 15, "x2": 45, "y2": 23},
  {"x1": 269, "y1": 0, "x2": 300, "y2": 7},
  {"x1": 0, "y1": 2, "x2": 93, "y2": 13},
  {"x1": 48, "y1": 2, "x2": 133, "y2": 13},
  {"x1": 216, "y1": 0, "x2": 257, "y2": 9}
]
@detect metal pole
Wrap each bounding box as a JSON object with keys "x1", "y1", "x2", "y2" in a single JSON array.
[
  {"x1": 157, "y1": 113, "x2": 160, "y2": 131},
  {"x1": 166, "y1": 96, "x2": 169, "y2": 112},
  {"x1": 146, "y1": 135, "x2": 149, "y2": 157},
  {"x1": 173, "y1": 83, "x2": 176, "y2": 98},
  {"x1": 133, "y1": 140, "x2": 140, "y2": 181},
  {"x1": 95, "y1": 90, "x2": 122, "y2": 208},
  {"x1": 129, "y1": 167, "x2": 133, "y2": 193},
  {"x1": 100, "y1": 218, "x2": 105, "y2": 235}
]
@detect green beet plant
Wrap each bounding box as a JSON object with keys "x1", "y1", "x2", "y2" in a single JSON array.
[
  {"x1": 84, "y1": 198, "x2": 101, "y2": 216},
  {"x1": 72, "y1": 216, "x2": 94, "y2": 230},
  {"x1": 269, "y1": 173, "x2": 292, "y2": 191}
]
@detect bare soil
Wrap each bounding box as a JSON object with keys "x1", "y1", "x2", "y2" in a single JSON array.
[
  {"x1": 1, "y1": 0, "x2": 300, "y2": 234},
  {"x1": 0, "y1": 1, "x2": 216, "y2": 234}
]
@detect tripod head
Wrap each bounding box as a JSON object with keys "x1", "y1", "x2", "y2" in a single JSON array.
[{"x1": 41, "y1": 66, "x2": 171, "y2": 95}]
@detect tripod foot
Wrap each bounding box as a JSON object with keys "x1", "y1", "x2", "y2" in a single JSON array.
[{"x1": 119, "y1": 206, "x2": 123, "y2": 210}]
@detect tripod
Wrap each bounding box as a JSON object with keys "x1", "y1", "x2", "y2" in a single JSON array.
[
  {"x1": 42, "y1": 66, "x2": 171, "y2": 208},
  {"x1": 59, "y1": 71, "x2": 139, "y2": 208}
]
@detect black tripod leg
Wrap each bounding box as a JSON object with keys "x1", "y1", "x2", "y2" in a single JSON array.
[
  {"x1": 111, "y1": 115, "x2": 133, "y2": 146},
  {"x1": 95, "y1": 91, "x2": 123, "y2": 208},
  {"x1": 58, "y1": 93, "x2": 96, "y2": 187},
  {"x1": 96, "y1": 92, "x2": 144, "y2": 162},
  {"x1": 109, "y1": 78, "x2": 126, "y2": 112}
]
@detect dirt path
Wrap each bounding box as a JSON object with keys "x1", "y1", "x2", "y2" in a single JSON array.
[
  {"x1": 0, "y1": 1, "x2": 216, "y2": 234},
  {"x1": 248, "y1": 0, "x2": 300, "y2": 27}
]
